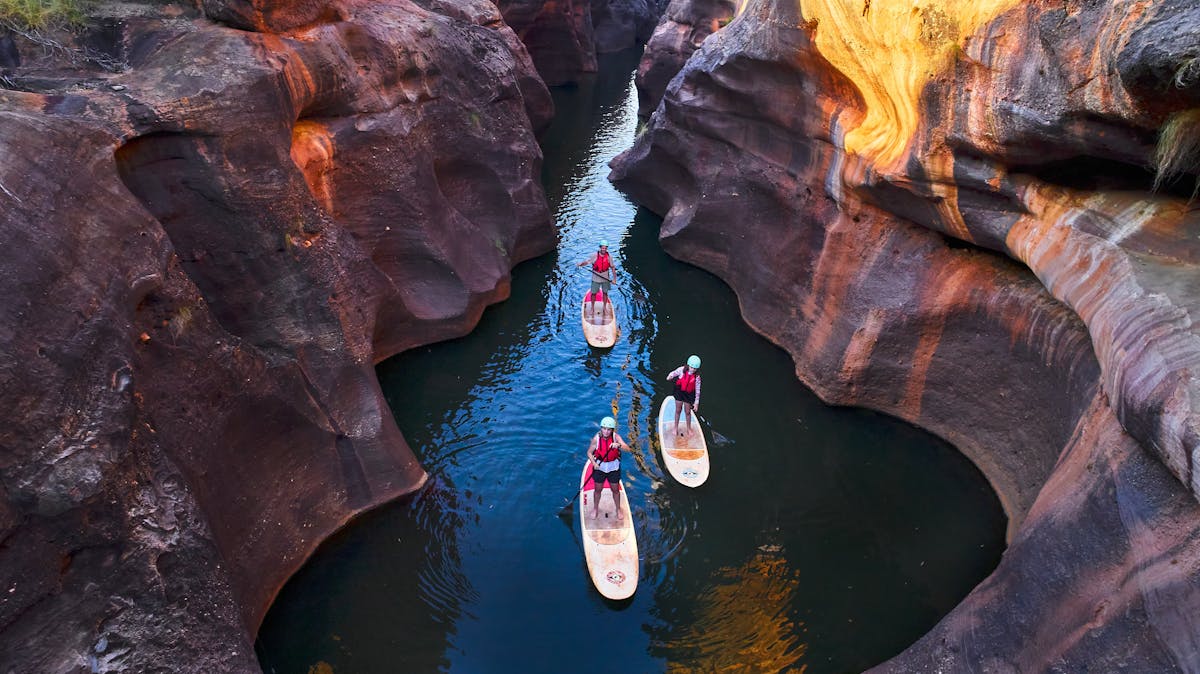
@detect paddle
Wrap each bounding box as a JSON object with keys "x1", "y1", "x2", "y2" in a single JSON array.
[
  {"x1": 577, "y1": 267, "x2": 622, "y2": 291},
  {"x1": 558, "y1": 488, "x2": 581, "y2": 517},
  {"x1": 671, "y1": 401, "x2": 731, "y2": 447},
  {"x1": 696, "y1": 411, "x2": 732, "y2": 446}
]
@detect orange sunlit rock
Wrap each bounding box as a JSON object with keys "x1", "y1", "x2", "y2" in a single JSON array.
[
  {"x1": 798, "y1": 0, "x2": 1021, "y2": 166},
  {"x1": 290, "y1": 120, "x2": 336, "y2": 214}
]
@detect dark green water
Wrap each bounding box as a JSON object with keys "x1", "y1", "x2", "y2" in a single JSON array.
[{"x1": 256, "y1": 49, "x2": 1005, "y2": 674}]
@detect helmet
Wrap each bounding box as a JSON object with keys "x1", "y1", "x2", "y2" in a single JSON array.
[
  {"x1": 687, "y1": 355, "x2": 701, "y2": 369},
  {"x1": 599, "y1": 240, "x2": 609, "y2": 248},
  {"x1": 600, "y1": 416, "x2": 617, "y2": 429}
]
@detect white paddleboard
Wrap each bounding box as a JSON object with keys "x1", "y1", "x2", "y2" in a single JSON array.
[
  {"x1": 578, "y1": 458, "x2": 638, "y2": 599},
  {"x1": 657, "y1": 396, "x2": 710, "y2": 487},
  {"x1": 581, "y1": 294, "x2": 617, "y2": 348}
]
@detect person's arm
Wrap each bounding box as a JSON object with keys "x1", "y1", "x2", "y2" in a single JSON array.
[
  {"x1": 587, "y1": 434, "x2": 599, "y2": 463},
  {"x1": 577, "y1": 253, "x2": 594, "y2": 268},
  {"x1": 615, "y1": 433, "x2": 630, "y2": 451},
  {"x1": 693, "y1": 377, "x2": 701, "y2": 411},
  {"x1": 666, "y1": 366, "x2": 682, "y2": 382}
]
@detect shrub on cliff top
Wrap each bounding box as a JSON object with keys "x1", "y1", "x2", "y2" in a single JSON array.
[{"x1": 0, "y1": 0, "x2": 88, "y2": 29}]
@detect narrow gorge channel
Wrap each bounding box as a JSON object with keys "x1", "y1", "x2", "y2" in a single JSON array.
[{"x1": 255, "y1": 49, "x2": 1005, "y2": 674}]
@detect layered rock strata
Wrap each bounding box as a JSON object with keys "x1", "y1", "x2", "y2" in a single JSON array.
[
  {"x1": 0, "y1": 0, "x2": 552, "y2": 670},
  {"x1": 613, "y1": 0, "x2": 1200, "y2": 669}
]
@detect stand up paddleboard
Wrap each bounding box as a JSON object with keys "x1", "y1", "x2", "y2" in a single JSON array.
[
  {"x1": 657, "y1": 396, "x2": 710, "y2": 487},
  {"x1": 579, "y1": 458, "x2": 638, "y2": 599},
  {"x1": 581, "y1": 294, "x2": 617, "y2": 348}
]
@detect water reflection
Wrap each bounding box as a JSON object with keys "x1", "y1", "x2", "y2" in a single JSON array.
[
  {"x1": 652, "y1": 552, "x2": 807, "y2": 673},
  {"x1": 256, "y1": 47, "x2": 1005, "y2": 674}
]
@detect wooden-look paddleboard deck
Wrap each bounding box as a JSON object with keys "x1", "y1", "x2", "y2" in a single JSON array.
[
  {"x1": 579, "y1": 459, "x2": 638, "y2": 599},
  {"x1": 657, "y1": 396, "x2": 710, "y2": 487},
  {"x1": 581, "y1": 296, "x2": 617, "y2": 348}
]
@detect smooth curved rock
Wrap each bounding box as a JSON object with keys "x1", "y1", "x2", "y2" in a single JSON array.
[
  {"x1": 613, "y1": 0, "x2": 1200, "y2": 668},
  {"x1": 0, "y1": 1, "x2": 553, "y2": 670},
  {"x1": 635, "y1": 0, "x2": 735, "y2": 116}
]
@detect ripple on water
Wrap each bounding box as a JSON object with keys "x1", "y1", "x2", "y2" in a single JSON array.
[{"x1": 256, "y1": 48, "x2": 1006, "y2": 674}]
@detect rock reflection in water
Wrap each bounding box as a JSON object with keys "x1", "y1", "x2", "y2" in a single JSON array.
[{"x1": 653, "y1": 551, "x2": 807, "y2": 673}]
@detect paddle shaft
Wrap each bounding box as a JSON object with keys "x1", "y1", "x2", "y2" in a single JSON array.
[
  {"x1": 579, "y1": 267, "x2": 621, "y2": 290},
  {"x1": 560, "y1": 455, "x2": 596, "y2": 512}
]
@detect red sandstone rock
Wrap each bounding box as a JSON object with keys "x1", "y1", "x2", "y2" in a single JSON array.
[
  {"x1": 496, "y1": 0, "x2": 668, "y2": 85},
  {"x1": 0, "y1": 1, "x2": 553, "y2": 670},
  {"x1": 496, "y1": 0, "x2": 599, "y2": 86},
  {"x1": 612, "y1": 0, "x2": 1200, "y2": 667},
  {"x1": 634, "y1": 0, "x2": 735, "y2": 116},
  {"x1": 592, "y1": 0, "x2": 671, "y2": 53}
]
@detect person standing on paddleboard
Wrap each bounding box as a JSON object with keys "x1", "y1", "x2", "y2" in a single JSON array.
[
  {"x1": 577, "y1": 241, "x2": 616, "y2": 321},
  {"x1": 667, "y1": 355, "x2": 702, "y2": 439},
  {"x1": 589, "y1": 416, "x2": 629, "y2": 521}
]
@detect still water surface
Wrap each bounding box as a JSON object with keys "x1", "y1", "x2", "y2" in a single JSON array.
[{"x1": 256, "y1": 49, "x2": 1005, "y2": 673}]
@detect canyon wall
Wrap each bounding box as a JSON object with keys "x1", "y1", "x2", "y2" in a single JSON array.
[
  {"x1": 612, "y1": 0, "x2": 1200, "y2": 669},
  {"x1": 0, "y1": 0, "x2": 553, "y2": 670},
  {"x1": 634, "y1": 0, "x2": 735, "y2": 116},
  {"x1": 496, "y1": 0, "x2": 669, "y2": 84}
]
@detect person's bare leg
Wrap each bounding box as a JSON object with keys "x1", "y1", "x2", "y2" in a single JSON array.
[
  {"x1": 684, "y1": 404, "x2": 694, "y2": 437},
  {"x1": 613, "y1": 485, "x2": 623, "y2": 520},
  {"x1": 673, "y1": 401, "x2": 682, "y2": 437},
  {"x1": 593, "y1": 481, "x2": 603, "y2": 518}
]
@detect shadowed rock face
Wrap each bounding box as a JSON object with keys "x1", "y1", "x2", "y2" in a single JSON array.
[
  {"x1": 614, "y1": 0, "x2": 1200, "y2": 668},
  {"x1": 592, "y1": 0, "x2": 671, "y2": 53},
  {"x1": 0, "y1": 0, "x2": 552, "y2": 670},
  {"x1": 634, "y1": 0, "x2": 735, "y2": 116},
  {"x1": 496, "y1": 0, "x2": 669, "y2": 84}
]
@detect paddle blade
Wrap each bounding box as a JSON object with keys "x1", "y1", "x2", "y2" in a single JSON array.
[{"x1": 709, "y1": 430, "x2": 732, "y2": 447}]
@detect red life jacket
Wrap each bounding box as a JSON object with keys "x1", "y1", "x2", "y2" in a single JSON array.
[
  {"x1": 592, "y1": 251, "x2": 611, "y2": 273},
  {"x1": 677, "y1": 370, "x2": 698, "y2": 394},
  {"x1": 595, "y1": 434, "x2": 619, "y2": 462}
]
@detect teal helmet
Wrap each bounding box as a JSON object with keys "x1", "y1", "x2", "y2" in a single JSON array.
[
  {"x1": 687, "y1": 355, "x2": 701, "y2": 369},
  {"x1": 600, "y1": 416, "x2": 617, "y2": 429},
  {"x1": 599, "y1": 240, "x2": 609, "y2": 248}
]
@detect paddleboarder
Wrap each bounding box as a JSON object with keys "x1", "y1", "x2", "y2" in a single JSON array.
[
  {"x1": 577, "y1": 241, "x2": 615, "y2": 320},
  {"x1": 666, "y1": 355, "x2": 702, "y2": 439},
  {"x1": 588, "y1": 416, "x2": 629, "y2": 521}
]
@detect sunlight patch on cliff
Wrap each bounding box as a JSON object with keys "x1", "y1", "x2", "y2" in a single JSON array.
[
  {"x1": 798, "y1": 0, "x2": 1020, "y2": 167},
  {"x1": 291, "y1": 120, "x2": 336, "y2": 214}
]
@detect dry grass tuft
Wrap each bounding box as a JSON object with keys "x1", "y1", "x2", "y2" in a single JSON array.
[
  {"x1": 0, "y1": 0, "x2": 88, "y2": 29},
  {"x1": 1153, "y1": 108, "x2": 1200, "y2": 200}
]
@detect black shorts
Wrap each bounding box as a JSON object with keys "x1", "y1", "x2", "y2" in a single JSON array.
[
  {"x1": 674, "y1": 387, "x2": 696, "y2": 406},
  {"x1": 593, "y1": 466, "x2": 622, "y2": 488}
]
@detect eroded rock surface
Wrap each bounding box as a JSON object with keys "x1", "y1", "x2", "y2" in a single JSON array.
[
  {"x1": 0, "y1": 1, "x2": 552, "y2": 670},
  {"x1": 615, "y1": 0, "x2": 1200, "y2": 668},
  {"x1": 592, "y1": 0, "x2": 671, "y2": 54},
  {"x1": 634, "y1": 0, "x2": 735, "y2": 116},
  {"x1": 497, "y1": 0, "x2": 668, "y2": 84}
]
